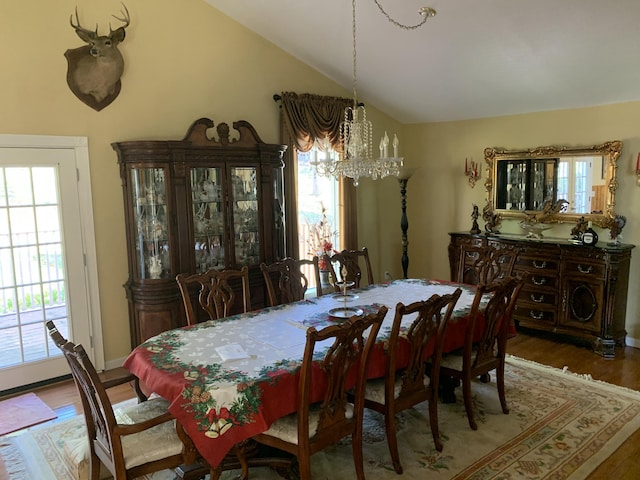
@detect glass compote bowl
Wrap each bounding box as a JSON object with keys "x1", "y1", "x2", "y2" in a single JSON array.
[{"x1": 520, "y1": 221, "x2": 553, "y2": 239}]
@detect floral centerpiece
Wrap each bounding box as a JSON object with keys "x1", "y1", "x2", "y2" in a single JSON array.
[
  {"x1": 306, "y1": 205, "x2": 337, "y2": 272},
  {"x1": 316, "y1": 240, "x2": 335, "y2": 271}
]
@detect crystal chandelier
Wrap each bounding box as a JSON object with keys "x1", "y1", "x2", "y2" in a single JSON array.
[{"x1": 312, "y1": 0, "x2": 435, "y2": 186}]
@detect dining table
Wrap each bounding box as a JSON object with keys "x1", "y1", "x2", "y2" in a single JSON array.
[{"x1": 122, "y1": 278, "x2": 488, "y2": 469}]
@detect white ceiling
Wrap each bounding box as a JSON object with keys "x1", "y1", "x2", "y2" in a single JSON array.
[{"x1": 205, "y1": 0, "x2": 640, "y2": 124}]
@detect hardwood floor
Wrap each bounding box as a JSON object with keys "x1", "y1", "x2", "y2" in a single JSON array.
[{"x1": 3, "y1": 330, "x2": 639, "y2": 478}]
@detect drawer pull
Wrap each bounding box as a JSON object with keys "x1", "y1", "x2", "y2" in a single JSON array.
[
  {"x1": 531, "y1": 277, "x2": 547, "y2": 286},
  {"x1": 577, "y1": 264, "x2": 593, "y2": 274},
  {"x1": 530, "y1": 294, "x2": 545, "y2": 303},
  {"x1": 532, "y1": 260, "x2": 547, "y2": 269},
  {"x1": 529, "y1": 311, "x2": 544, "y2": 320}
]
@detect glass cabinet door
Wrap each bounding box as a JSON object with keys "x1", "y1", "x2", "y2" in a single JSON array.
[
  {"x1": 231, "y1": 166, "x2": 259, "y2": 266},
  {"x1": 531, "y1": 159, "x2": 558, "y2": 210},
  {"x1": 190, "y1": 167, "x2": 225, "y2": 273},
  {"x1": 130, "y1": 167, "x2": 169, "y2": 279}
]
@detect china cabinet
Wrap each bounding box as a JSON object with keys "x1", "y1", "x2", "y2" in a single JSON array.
[
  {"x1": 113, "y1": 118, "x2": 286, "y2": 347},
  {"x1": 448, "y1": 232, "x2": 634, "y2": 358}
]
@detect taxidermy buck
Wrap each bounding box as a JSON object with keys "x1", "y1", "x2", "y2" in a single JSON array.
[{"x1": 65, "y1": 4, "x2": 130, "y2": 111}]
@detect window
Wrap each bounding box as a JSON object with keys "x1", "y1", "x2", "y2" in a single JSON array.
[
  {"x1": 557, "y1": 157, "x2": 592, "y2": 214},
  {"x1": 297, "y1": 146, "x2": 341, "y2": 289}
]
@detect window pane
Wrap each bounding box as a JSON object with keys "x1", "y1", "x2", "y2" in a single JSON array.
[
  {"x1": 36, "y1": 205, "x2": 61, "y2": 243},
  {"x1": 13, "y1": 246, "x2": 41, "y2": 284},
  {"x1": 5, "y1": 168, "x2": 33, "y2": 206},
  {"x1": 32, "y1": 167, "x2": 58, "y2": 205},
  {"x1": 40, "y1": 244, "x2": 64, "y2": 282}
]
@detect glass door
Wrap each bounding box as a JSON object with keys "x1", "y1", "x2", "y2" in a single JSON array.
[
  {"x1": 190, "y1": 167, "x2": 225, "y2": 273},
  {"x1": 129, "y1": 167, "x2": 170, "y2": 279},
  {"x1": 0, "y1": 144, "x2": 96, "y2": 391},
  {"x1": 231, "y1": 167, "x2": 259, "y2": 266}
]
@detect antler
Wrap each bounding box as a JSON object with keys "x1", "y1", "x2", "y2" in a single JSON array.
[
  {"x1": 110, "y1": 3, "x2": 130, "y2": 34},
  {"x1": 70, "y1": 6, "x2": 98, "y2": 38}
]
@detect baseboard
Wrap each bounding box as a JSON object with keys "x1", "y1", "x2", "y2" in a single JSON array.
[
  {"x1": 625, "y1": 336, "x2": 640, "y2": 349},
  {"x1": 105, "y1": 356, "x2": 129, "y2": 372}
]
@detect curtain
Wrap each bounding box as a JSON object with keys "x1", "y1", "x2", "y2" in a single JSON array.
[{"x1": 277, "y1": 92, "x2": 359, "y2": 258}]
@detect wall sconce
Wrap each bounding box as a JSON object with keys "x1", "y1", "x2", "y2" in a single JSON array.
[
  {"x1": 465, "y1": 158, "x2": 480, "y2": 188},
  {"x1": 636, "y1": 153, "x2": 640, "y2": 186}
]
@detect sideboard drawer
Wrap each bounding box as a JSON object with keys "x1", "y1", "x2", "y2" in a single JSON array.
[
  {"x1": 515, "y1": 255, "x2": 560, "y2": 274},
  {"x1": 514, "y1": 304, "x2": 556, "y2": 326},
  {"x1": 518, "y1": 270, "x2": 560, "y2": 292},
  {"x1": 562, "y1": 259, "x2": 605, "y2": 278},
  {"x1": 519, "y1": 288, "x2": 557, "y2": 308}
]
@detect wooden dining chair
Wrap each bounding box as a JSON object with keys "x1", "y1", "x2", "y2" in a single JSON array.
[
  {"x1": 325, "y1": 247, "x2": 374, "y2": 292},
  {"x1": 260, "y1": 256, "x2": 322, "y2": 307},
  {"x1": 45, "y1": 320, "x2": 201, "y2": 480},
  {"x1": 358, "y1": 288, "x2": 462, "y2": 473},
  {"x1": 455, "y1": 243, "x2": 518, "y2": 285},
  {"x1": 176, "y1": 266, "x2": 251, "y2": 326},
  {"x1": 253, "y1": 305, "x2": 388, "y2": 480},
  {"x1": 440, "y1": 275, "x2": 526, "y2": 430}
]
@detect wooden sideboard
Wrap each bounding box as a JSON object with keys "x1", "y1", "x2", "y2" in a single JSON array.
[{"x1": 448, "y1": 232, "x2": 634, "y2": 358}]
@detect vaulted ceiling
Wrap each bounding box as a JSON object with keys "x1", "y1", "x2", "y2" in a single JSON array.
[{"x1": 206, "y1": 0, "x2": 640, "y2": 124}]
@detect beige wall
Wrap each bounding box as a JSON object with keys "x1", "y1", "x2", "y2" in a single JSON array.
[
  {"x1": 400, "y1": 103, "x2": 640, "y2": 342},
  {"x1": 3, "y1": 0, "x2": 639, "y2": 367},
  {"x1": 0, "y1": 0, "x2": 402, "y2": 364}
]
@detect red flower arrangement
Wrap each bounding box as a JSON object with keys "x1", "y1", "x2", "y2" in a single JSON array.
[{"x1": 317, "y1": 240, "x2": 336, "y2": 271}]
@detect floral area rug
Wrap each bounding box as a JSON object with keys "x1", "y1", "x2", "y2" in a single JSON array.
[{"x1": 1, "y1": 355, "x2": 639, "y2": 479}]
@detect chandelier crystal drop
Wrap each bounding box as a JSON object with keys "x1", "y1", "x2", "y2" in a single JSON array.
[{"x1": 312, "y1": 0, "x2": 435, "y2": 186}]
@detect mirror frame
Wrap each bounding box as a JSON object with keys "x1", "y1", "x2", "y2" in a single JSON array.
[{"x1": 484, "y1": 140, "x2": 622, "y2": 228}]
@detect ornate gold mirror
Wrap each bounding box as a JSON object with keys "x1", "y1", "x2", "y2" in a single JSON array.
[{"x1": 484, "y1": 141, "x2": 622, "y2": 227}]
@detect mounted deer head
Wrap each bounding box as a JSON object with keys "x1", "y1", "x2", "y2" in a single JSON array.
[{"x1": 65, "y1": 4, "x2": 130, "y2": 111}]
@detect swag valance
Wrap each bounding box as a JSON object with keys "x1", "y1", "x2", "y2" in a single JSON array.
[{"x1": 277, "y1": 92, "x2": 353, "y2": 153}]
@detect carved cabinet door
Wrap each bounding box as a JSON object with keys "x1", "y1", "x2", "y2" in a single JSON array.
[{"x1": 560, "y1": 279, "x2": 604, "y2": 333}]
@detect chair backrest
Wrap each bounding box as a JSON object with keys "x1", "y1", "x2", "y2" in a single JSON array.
[
  {"x1": 456, "y1": 243, "x2": 518, "y2": 285},
  {"x1": 465, "y1": 275, "x2": 527, "y2": 370},
  {"x1": 260, "y1": 257, "x2": 322, "y2": 307},
  {"x1": 176, "y1": 266, "x2": 251, "y2": 326},
  {"x1": 325, "y1": 247, "x2": 374, "y2": 291},
  {"x1": 297, "y1": 305, "x2": 387, "y2": 447},
  {"x1": 387, "y1": 288, "x2": 462, "y2": 400},
  {"x1": 46, "y1": 321, "x2": 121, "y2": 473}
]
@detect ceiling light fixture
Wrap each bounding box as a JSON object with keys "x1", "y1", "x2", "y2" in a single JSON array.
[{"x1": 312, "y1": 0, "x2": 435, "y2": 186}]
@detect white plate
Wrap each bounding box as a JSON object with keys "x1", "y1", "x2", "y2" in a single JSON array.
[
  {"x1": 328, "y1": 307, "x2": 364, "y2": 319},
  {"x1": 331, "y1": 293, "x2": 359, "y2": 302}
]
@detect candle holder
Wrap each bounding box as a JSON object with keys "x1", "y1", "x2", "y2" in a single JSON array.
[
  {"x1": 635, "y1": 153, "x2": 640, "y2": 186},
  {"x1": 464, "y1": 158, "x2": 480, "y2": 188}
]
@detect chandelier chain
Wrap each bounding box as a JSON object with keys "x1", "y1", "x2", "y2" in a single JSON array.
[
  {"x1": 373, "y1": 0, "x2": 435, "y2": 30},
  {"x1": 351, "y1": 0, "x2": 358, "y2": 105}
]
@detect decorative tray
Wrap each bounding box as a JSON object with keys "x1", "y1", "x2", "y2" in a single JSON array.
[
  {"x1": 328, "y1": 307, "x2": 364, "y2": 319},
  {"x1": 331, "y1": 293, "x2": 359, "y2": 302}
]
